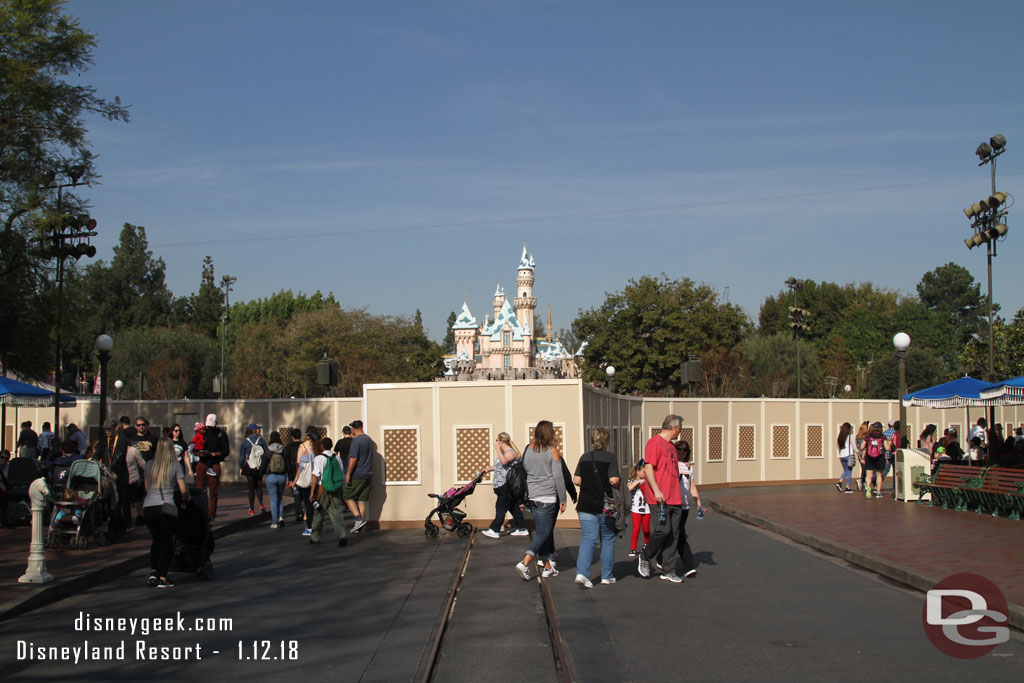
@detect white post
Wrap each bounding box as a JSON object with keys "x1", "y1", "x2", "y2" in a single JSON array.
[{"x1": 19, "y1": 477, "x2": 54, "y2": 584}]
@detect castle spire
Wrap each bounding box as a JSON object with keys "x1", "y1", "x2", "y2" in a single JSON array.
[{"x1": 546, "y1": 303, "x2": 553, "y2": 342}]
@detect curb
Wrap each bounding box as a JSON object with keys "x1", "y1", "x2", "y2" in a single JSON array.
[
  {"x1": 0, "y1": 503, "x2": 291, "y2": 623},
  {"x1": 708, "y1": 498, "x2": 1024, "y2": 632}
]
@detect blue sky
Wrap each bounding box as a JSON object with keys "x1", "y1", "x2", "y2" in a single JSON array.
[{"x1": 67, "y1": 1, "x2": 1023, "y2": 342}]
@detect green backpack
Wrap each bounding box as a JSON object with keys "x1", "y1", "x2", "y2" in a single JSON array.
[{"x1": 321, "y1": 455, "x2": 345, "y2": 494}]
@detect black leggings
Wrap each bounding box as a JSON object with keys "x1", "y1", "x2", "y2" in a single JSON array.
[
  {"x1": 143, "y1": 506, "x2": 177, "y2": 578},
  {"x1": 296, "y1": 486, "x2": 313, "y2": 527},
  {"x1": 675, "y1": 508, "x2": 694, "y2": 573},
  {"x1": 246, "y1": 474, "x2": 264, "y2": 509}
]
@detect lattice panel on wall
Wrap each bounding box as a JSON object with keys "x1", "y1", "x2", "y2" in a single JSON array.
[
  {"x1": 528, "y1": 424, "x2": 564, "y2": 452},
  {"x1": 651, "y1": 427, "x2": 660, "y2": 438},
  {"x1": 456, "y1": 427, "x2": 491, "y2": 482},
  {"x1": 738, "y1": 425, "x2": 756, "y2": 460},
  {"x1": 707, "y1": 426, "x2": 723, "y2": 462},
  {"x1": 904, "y1": 424, "x2": 912, "y2": 448},
  {"x1": 949, "y1": 424, "x2": 962, "y2": 439},
  {"x1": 383, "y1": 427, "x2": 419, "y2": 484},
  {"x1": 805, "y1": 425, "x2": 823, "y2": 458},
  {"x1": 632, "y1": 427, "x2": 641, "y2": 463},
  {"x1": 279, "y1": 427, "x2": 297, "y2": 446},
  {"x1": 679, "y1": 426, "x2": 694, "y2": 450},
  {"x1": 771, "y1": 425, "x2": 790, "y2": 459}
]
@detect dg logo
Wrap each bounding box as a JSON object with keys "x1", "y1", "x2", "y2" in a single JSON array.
[{"x1": 923, "y1": 573, "x2": 1010, "y2": 659}]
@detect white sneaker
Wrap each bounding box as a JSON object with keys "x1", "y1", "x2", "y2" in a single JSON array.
[
  {"x1": 638, "y1": 554, "x2": 650, "y2": 578},
  {"x1": 351, "y1": 519, "x2": 367, "y2": 533},
  {"x1": 541, "y1": 565, "x2": 559, "y2": 578},
  {"x1": 575, "y1": 574, "x2": 594, "y2": 589},
  {"x1": 601, "y1": 577, "x2": 616, "y2": 585},
  {"x1": 515, "y1": 562, "x2": 532, "y2": 580},
  {"x1": 510, "y1": 529, "x2": 529, "y2": 536},
  {"x1": 684, "y1": 569, "x2": 697, "y2": 578},
  {"x1": 270, "y1": 523, "x2": 278, "y2": 529},
  {"x1": 481, "y1": 529, "x2": 500, "y2": 539}
]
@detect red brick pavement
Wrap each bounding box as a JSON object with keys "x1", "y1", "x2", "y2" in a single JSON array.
[
  {"x1": 0, "y1": 484, "x2": 277, "y2": 619},
  {"x1": 712, "y1": 488, "x2": 1024, "y2": 615}
]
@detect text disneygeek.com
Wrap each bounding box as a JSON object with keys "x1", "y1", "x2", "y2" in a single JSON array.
[{"x1": 14, "y1": 611, "x2": 299, "y2": 663}]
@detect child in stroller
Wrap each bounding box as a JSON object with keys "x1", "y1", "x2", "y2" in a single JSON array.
[
  {"x1": 47, "y1": 458, "x2": 114, "y2": 550},
  {"x1": 424, "y1": 470, "x2": 486, "y2": 538}
]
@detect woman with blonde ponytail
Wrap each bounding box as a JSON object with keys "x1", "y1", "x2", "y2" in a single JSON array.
[{"x1": 143, "y1": 438, "x2": 190, "y2": 588}]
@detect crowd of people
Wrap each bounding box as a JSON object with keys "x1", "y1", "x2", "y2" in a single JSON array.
[
  {"x1": 481, "y1": 415, "x2": 702, "y2": 588},
  {"x1": 834, "y1": 416, "x2": 1024, "y2": 499}
]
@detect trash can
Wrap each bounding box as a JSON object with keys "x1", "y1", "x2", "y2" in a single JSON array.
[{"x1": 894, "y1": 448, "x2": 931, "y2": 502}]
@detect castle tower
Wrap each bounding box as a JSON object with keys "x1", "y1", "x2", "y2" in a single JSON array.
[
  {"x1": 546, "y1": 303, "x2": 553, "y2": 342},
  {"x1": 451, "y1": 302, "x2": 478, "y2": 360},
  {"x1": 493, "y1": 283, "x2": 505, "y2": 320},
  {"x1": 514, "y1": 244, "x2": 537, "y2": 338}
]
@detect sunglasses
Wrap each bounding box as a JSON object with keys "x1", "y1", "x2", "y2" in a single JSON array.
[{"x1": 136, "y1": 423, "x2": 147, "y2": 428}]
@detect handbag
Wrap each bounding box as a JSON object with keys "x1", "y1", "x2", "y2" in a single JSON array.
[{"x1": 588, "y1": 452, "x2": 616, "y2": 517}]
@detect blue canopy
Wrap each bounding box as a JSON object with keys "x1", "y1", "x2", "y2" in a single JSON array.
[
  {"x1": 0, "y1": 377, "x2": 77, "y2": 407},
  {"x1": 902, "y1": 377, "x2": 1000, "y2": 408},
  {"x1": 979, "y1": 375, "x2": 1024, "y2": 403}
]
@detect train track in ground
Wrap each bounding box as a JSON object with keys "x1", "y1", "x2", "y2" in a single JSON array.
[{"x1": 417, "y1": 529, "x2": 576, "y2": 683}]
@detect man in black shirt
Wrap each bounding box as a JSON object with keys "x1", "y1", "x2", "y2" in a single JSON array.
[
  {"x1": 16, "y1": 421, "x2": 38, "y2": 459},
  {"x1": 127, "y1": 415, "x2": 159, "y2": 462},
  {"x1": 283, "y1": 428, "x2": 303, "y2": 523},
  {"x1": 195, "y1": 413, "x2": 231, "y2": 520}
]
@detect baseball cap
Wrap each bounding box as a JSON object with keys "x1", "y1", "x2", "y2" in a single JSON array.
[
  {"x1": 205, "y1": 413, "x2": 218, "y2": 427},
  {"x1": 246, "y1": 422, "x2": 262, "y2": 431}
]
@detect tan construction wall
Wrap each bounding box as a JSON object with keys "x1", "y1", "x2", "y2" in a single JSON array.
[{"x1": 6, "y1": 383, "x2": 1024, "y2": 523}]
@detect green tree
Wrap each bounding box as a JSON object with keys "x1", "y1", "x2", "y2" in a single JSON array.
[
  {"x1": 0, "y1": 0, "x2": 128, "y2": 378},
  {"x1": 442, "y1": 311, "x2": 457, "y2": 353},
  {"x1": 573, "y1": 275, "x2": 749, "y2": 395},
  {"x1": 743, "y1": 332, "x2": 821, "y2": 398},
  {"x1": 105, "y1": 326, "x2": 218, "y2": 400},
  {"x1": 865, "y1": 347, "x2": 948, "y2": 400},
  {"x1": 187, "y1": 256, "x2": 224, "y2": 338}
]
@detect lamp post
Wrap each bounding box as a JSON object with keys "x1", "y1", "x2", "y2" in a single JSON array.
[
  {"x1": 893, "y1": 332, "x2": 911, "y2": 448},
  {"x1": 95, "y1": 335, "x2": 113, "y2": 432},
  {"x1": 606, "y1": 365, "x2": 616, "y2": 393},
  {"x1": 786, "y1": 277, "x2": 809, "y2": 398},
  {"x1": 218, "y1": 275, "x2": 236, "y2": 399},
  {"x1": 114, "y1": 379, "x2": 123, "y2": 401}
]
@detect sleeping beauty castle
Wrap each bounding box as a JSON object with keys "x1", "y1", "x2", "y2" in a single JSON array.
[{"x1": 441, "y1": 246, "x2": 583, "y2": 381}]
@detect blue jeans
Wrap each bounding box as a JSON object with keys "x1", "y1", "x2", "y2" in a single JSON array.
[
  {"x1": 839, "y1": 456, "x2": 853, "y2": 487},
  {"x1": 577, "y1": 512, "x2": 616, "y2": 580},
  {"x1": 526, "y1": 501, "x2": 558, "y2": 563},
  {"x1": 883, "y1": 456, "x2": 893, "y2": 480},
  {"x1": 265, "y1": 473, "x2": 287, "y2": 523}
]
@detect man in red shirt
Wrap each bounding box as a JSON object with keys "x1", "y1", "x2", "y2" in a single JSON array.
[{"x1": 638, "y1": 414, "x2": 684, "y2": 583}]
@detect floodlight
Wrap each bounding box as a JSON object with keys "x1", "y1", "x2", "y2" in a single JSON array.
[
  {"x1": 977, "y1": 142, "x2": 993, "y2": 160},
  {"x1": 990, "y1": 134, "x2": 1006, "y2": 152}
]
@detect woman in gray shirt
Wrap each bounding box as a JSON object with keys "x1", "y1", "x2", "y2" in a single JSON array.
[
  {"x1": 515, "y1": 421, "x2": 566, "y2": 581},
  {"x1": 143, "y1": 438, "x2": 190, "y2": 588}
]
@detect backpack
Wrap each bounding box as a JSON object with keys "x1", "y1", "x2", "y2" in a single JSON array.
[
  {"x1": 506, "y1": 459, "x2": 528, "y2": 504},
  {"x1": 268, "y1": 448, "x2": 286, "y2": 474},
  {"x1": 865, "y1": 435, "x2": 884, "y2": 458},
  {"x1": 321, "y1": 455, "x2": 345, "y2": 494},
  {"x1": 296, "y1": 453, "x2": 314, "y2": 488},
  {"x1": 246, "y1": 437, "x2": 264, "y2": 471}
]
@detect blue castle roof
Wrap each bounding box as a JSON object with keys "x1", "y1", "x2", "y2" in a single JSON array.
[
  {"x1": 483, "y1": 299, "x2": 530, "y2": 341},
  {"x1": 452, "y1": 302, "x2": 478, "y2": 330}
]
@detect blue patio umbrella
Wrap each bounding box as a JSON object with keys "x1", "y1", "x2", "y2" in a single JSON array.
[
  {"x1": 978, "y1": 375, "x2": 1024, "y2": 403},
  {"x1": 0, "y1": 376, "x2": 77, "y2": 407},
  {"x1": 901, "y1": 377, "x2": 1001, "y2": 408}
]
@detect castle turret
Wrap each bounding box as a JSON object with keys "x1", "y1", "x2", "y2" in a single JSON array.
[
  {"x1": 451, "y1": 302, "x2": 478, "y2": 360},
  {"x1": 493, "y1": 283, "x2": 505, "y2": 320},
  {"x1": 514, "y1": 245, "x2": 537, "y2": 337}
]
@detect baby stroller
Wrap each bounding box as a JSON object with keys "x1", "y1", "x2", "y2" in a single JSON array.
[
  {"x1": 169, "y1": 487, "x2": 216, "y2": 580},
  {"x1": 424, "y1": 470, "x2": 485, "y2": 538},
  {"x1": 46, "y1": 459, "x2": 114, "y2": 550},
  {"x1": 5, "y1": 457, "x2": 44, "y2": 526}
]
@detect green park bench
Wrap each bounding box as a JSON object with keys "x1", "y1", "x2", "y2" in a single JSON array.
[
  {"x1": 914, "y1": 464, "x2": 982, "y2": 511},
  {"x1": 969, "y1": 468, "x2": 1024, "y2": 519}
]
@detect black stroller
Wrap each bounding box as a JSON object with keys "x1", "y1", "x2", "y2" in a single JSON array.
[
  {"x1": 424, "y1": 470, "x2": 485, "y2": 538},
  {"x1": 5, "y1": 457, "x2": 43, "y2": 526},
  {"x1": 169, "y1": 487, "x2": 215, "y2": 580}
]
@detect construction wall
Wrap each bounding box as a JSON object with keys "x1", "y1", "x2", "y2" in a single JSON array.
[{"x1": 6, "y1": 383, "x2": 1024, "y2": 522}]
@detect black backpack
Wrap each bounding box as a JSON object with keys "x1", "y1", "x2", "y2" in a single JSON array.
[{"x1": 506, "y1": 459, "x2": 528, "y2": 504}]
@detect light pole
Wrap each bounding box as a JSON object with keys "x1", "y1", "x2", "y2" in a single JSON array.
[
  {"x1": 114, "y1": 379, "x2": 123, "y2": 401},
  {"x1": 218, "y1": 275, "x2": 236, "y2": 399},
  {"x1": 964, "y1": 134, "x2": 1009, "y2": 429},
  {"x1": 893, "y1": 332, "x2": 911, "y2": 448},
  {"x1": 95, "y1": 335, "x2": 113, "y2": 433},
  {"x1": 38, "y1": 167, "x2": 98, "y2": 431},
  {"x1": 606, "y1": 365, "x2": 616, "y2": 393},
  {"x1": 786, "y1": 278, "x2": 809, "y2": 398}
]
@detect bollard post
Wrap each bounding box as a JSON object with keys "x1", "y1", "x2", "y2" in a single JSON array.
[{"x1": 18, "y1": 477, "x2": 54, "y2": 584}]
